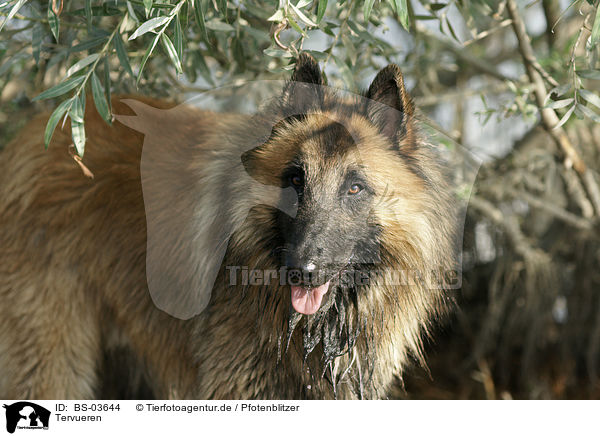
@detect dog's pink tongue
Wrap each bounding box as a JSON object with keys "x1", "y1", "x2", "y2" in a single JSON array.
[{"x1": 291, "y1": 281, "x2": 330, "y2": 315}]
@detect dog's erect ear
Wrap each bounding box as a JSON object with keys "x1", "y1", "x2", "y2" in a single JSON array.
[
  {"x1": 291, "y1": 52, "x2": 323, "y2": 85},
  {"x1": 282, "y1": 53, "x2": 324, "y2": 114},
  {"x1": 366, "y1": 65, "x2": 414, "y2": 147}
]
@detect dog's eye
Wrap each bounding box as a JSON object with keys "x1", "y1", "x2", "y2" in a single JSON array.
[
  {"x1": 348, "y1": 184, "x2": 363, "y2": 195},
  {"x1": 290, "y1": 174, "x2": 303, "y2": 187}
]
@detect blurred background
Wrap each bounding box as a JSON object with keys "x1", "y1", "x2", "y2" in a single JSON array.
[{"x1": 1, "y1": 0, "x2": 600, "y2": 399}]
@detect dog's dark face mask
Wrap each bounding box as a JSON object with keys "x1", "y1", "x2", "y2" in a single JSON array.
[{"x1": 275, "y1": 123, "x2": 381, "y2": 316}]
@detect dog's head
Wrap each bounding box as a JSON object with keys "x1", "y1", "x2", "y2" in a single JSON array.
[{"x1": 242, "y1": 54, "x2": 434, "y2": 317}]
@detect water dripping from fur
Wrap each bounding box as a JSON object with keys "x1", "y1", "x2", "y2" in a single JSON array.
[{"x1": 277, "y1": 282, "x2": 379, "y2": 397}]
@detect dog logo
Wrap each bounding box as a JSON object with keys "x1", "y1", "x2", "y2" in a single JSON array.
[{"x1": 3, "y1": 402, "x2": 50, "y2": 434}]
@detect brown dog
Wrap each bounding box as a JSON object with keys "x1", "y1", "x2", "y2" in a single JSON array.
[{"x1": 0, "y1": 54, "x2": 457, "y2": 399}]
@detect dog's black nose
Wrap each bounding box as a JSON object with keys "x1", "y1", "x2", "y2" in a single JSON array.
[{"x1": 284, "y1": 253, "x2": 320, "y2": 285}]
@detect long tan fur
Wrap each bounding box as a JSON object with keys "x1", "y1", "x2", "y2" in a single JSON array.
[{"x1": 0, "y1": 58, "x2": 456, "y2": 399}]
